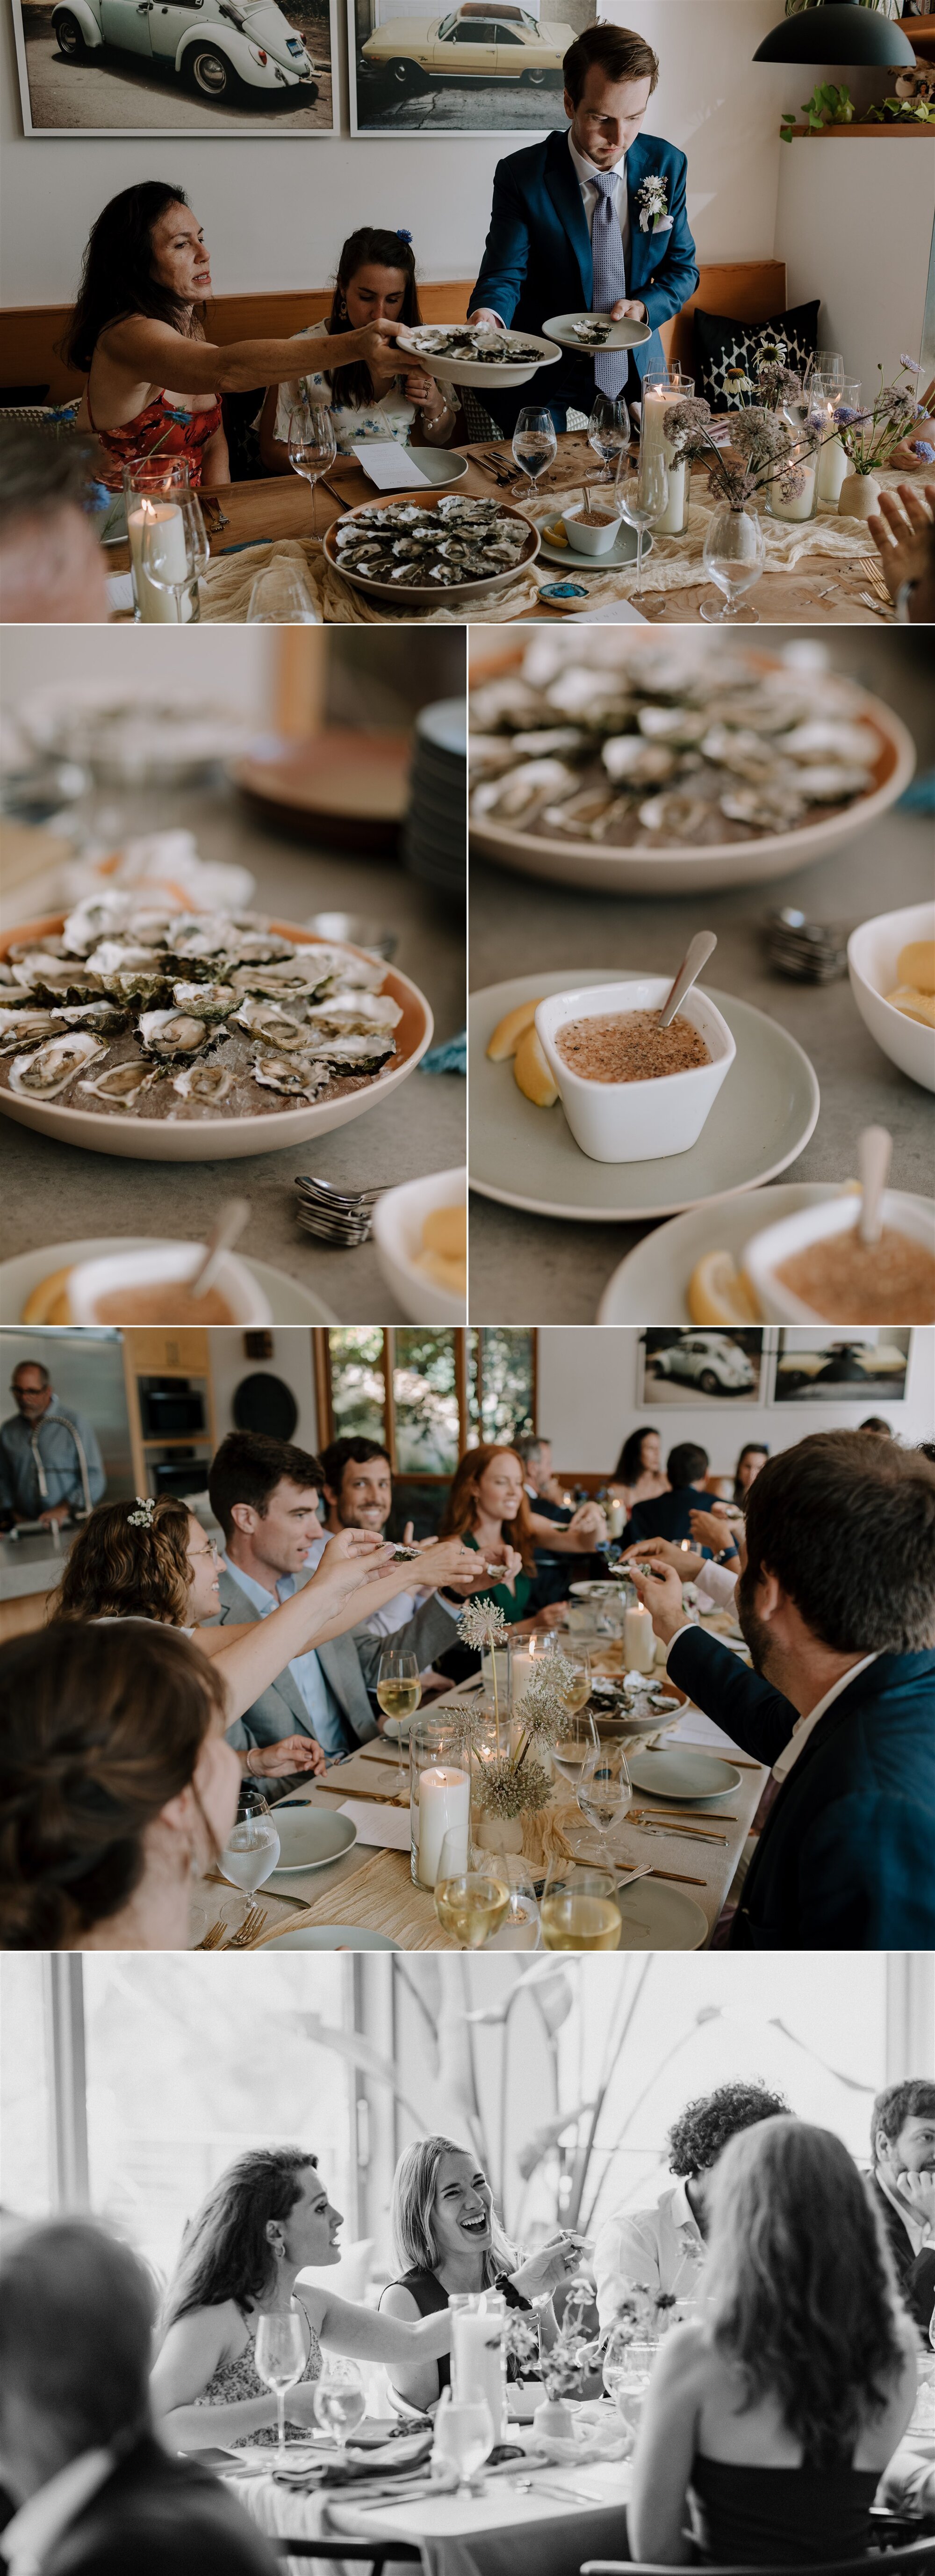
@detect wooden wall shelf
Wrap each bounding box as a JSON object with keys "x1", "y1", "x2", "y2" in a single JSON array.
[
  {"x1": 901, "y1": 13, "x2": 935, "y2": 58},
  {"x1": 787, "y1": 121, "x2": 933, "y2": 134}
]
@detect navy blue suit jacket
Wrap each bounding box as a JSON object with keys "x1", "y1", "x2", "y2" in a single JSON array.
[
  {"x1": 472, "y1": 127, "x2": 698, "y2": 415},
  {"x1": 665, "y1": 1632, "x2": 935, "y2": 1950},
  {"x1": 623, "y1": 1483, "x2": 713, "y2": 1552}
]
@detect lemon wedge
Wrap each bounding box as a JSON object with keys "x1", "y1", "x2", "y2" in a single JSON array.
[
  {"x1": 885, "y1": 984, "x2": 935, "y2": 1030},
  {"x1": 21, "y1": 1267, "x2": 74, "y2": 1325},
  {"x1": 687, "y1": 1251, "x2": 762, "y2": 1326},
  {"x1": 513, "y1": 1025, "x2": 559, "y2": 1107},
  {"x1": 487, "y1": 998, "x2": 544, "y2": 1061}
]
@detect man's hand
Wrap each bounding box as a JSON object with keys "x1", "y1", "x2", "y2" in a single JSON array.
[
  {"x1": 611, "y1": 298, "x2": 647, "y2": 323},
  {"x1": 247, "y1": 1735, "x2": 326, "y2": 1780},
  {"x1": 531, "y1": 1600, "x2": 569, "y2": 1632},
  {"x1": 895, "y1": 2170, "x2": 935, "y2": 2234},
  {"x1": 443, "y1": 1541, "x2": 524, "y2": 1598},
  {"x1": 314, "y1": 1526, "x2": 391, "y2": 1601},
  {"x1": 567, "y1": 1499, "x2": 606, "y2": 1544},
  {"x1": 468, "y1": 308, "x2": 507, "y2": 332},
  {"x1": 624, "y1": 1536, "x2": 705, "y2": 1578},
  {"x1": 688, "y1": 1508, "x2": 739, "y2": 1556},
  {"x1": 629, "y1": 1558, "x2": 687, "y2": 1647},
  {"x1": 38, "y1": 1503, "x2": 72, "y2": 1529},
  {"x1": 866, "y1": 482, "x2": 935, "y2": 604},
  {"x1": 412, "y1": 1536, "x2": 485, "y2": 1591}
]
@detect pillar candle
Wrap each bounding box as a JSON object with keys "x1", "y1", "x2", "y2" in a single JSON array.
[
  {"x1": 624, "y1": 1604, "x2": 654, "y2": 1673},
  {"x1": 768, "y1": 460, "x2": 817, "y2": 524},
  {"x1": 817, "y1": 433, "x2": 848, "y2": 506},
  {"x1": 416, "y1": 1766, "x2": 470, "y2": 1888},
  {"x1": 640, "y1": 386, "x2": 687, "y2": 535},
  {"x1": 510, "y1": 1646, "x2": 536, "y2": 1708},
  {"x1": 128, "y1": 502, "x2": 191, "y2": 624},
  {"x1": 606, "y1": 1499, "x2": 625, "y2": 1538},
  {"x1": 451, "y1": 2301, "x2": 506, "y2": 2433}
]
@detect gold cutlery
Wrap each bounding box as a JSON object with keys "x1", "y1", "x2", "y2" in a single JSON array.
[
  {"x1": 633, "y1": 1821, "x2": 728, "y2": 1845},
  {"x1": 195, "y1": 1918, "x2": 227, "y2": 1949},
  {"x1": 225, "y1": 1905, "x2": 269, "y2": 1949},
  {"x1": 648, "y1": 1867, "x2": 707, "y2": 1886},
  {"x1": 631, "y1": 1805, "x2": 738, "y2": 1823}
]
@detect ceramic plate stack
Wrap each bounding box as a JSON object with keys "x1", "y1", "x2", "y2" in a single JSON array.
[{"x1": 402, "y1": 698, "x2": 467, "y2": 904}]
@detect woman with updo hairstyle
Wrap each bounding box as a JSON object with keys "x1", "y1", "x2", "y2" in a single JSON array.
[
  {"x1": 380, "y1": 2134, "x2": 576, "y2": 2414},
  {"x1": 151, "y1": 2144, "x2": 460, "y2": 2452},
  {"x1": 47, "y1": 1491, "x2": 399, "y2": 1780},
  {"x1": 258, "y1": 225, "x2": 457, "y2": 471},
  {"x1": 0, "y1": 1622, "x2": 239, "y2": 1952},
  {"x1": 628, "y1": 2116, "x2": 918, "y2": 2566},
  {"x1": 610, "y1": 1428, "x2": 669, "y2": 1513}
]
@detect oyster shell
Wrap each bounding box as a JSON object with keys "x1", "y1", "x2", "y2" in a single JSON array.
[
  {"x1": 252, "y1": 1056, "x2": 327, "y2": 1098},
  {"x1": 785, "y1": 764, "x2": 873, "y2": 803},
  {"x1": 473, "y1": 759, "x2": 580, "y2": 822},
  {"x1": 639, "y1": 791, "x2": 726, "y2": 841},
  {"x1": 718, "y1": 785, "x2": 810, "y2": 832},
  {"x1": 138, "y1": 1009, "x2": 212, "y2": 1056},
  {"x1": 79, "y1": 1060, "x2": 154, "y2": 1106},
  {"x1": 170, "y1": 981, "x2": 236, "y2": 1023},
  {"x1": 233, "y1": 1001, "x2": 312, "y2": 1052},
  {"x1": 302, "y1": 991, "x2": 402, "y2": 1035},
  {"x1": 85, "y1": 941, "x2": 168, "y2": 978},
  {"x1": 305, "y1": 1033, "x2": 395, "y2": 1071},
  {"x1": 173, "y1": 1062, "x2": 235, "y2": 1105},
  {"x1": 61, "y1": 894, "x2": 135, "y2": 955},
  {"x1": 11, "y1": 955, "x2": 104, "y2": 999},
  {"x1": 602, "y1": 738, "x2": 677, "y2": 788},
  {"x1": 8, "y1": 1033, "x2": 104, "y2": 1097},
  {"x1": 51, "y1": 1000, "x2": 130, "y2": 1035},
  {"x1": 0, "y1": 1007, "x2": 60, "y2": 1052}
]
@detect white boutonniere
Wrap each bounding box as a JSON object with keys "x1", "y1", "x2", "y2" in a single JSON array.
[{"x1": 637, "y1": 174, "x2": 672, "y2": 235}]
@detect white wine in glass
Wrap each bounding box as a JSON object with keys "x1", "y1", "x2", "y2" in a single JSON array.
[
  {"x1": 313, "y1": 2358, "x2": 367, "y2": 2446},
  {"x1": 254, "y1": 2308, "x2": 307, "y2": 2461},
  {"x1": 540, "y1": 1861, "x2": 622, "y2": 1951},
  {"x1": 376, "y1": 1649, "x2": 421, "y2": 1795},
  {"x1": 288, "y1": 398, "x2": 338, "y2": 540},
  {"x1": 550, "y1": 1709, "x2": 599, "y2": 1786},
  {"x1": 434, "y1": 1828, "x2": 510, "y2": 1948},
  {"x1": 559, "y1": 1649, "x2": 591, "y2": 1716}
]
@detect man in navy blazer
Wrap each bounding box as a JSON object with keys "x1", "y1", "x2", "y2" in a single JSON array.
[
  {"x1": 470, "y1": 22, "x2": 698, "y2": 434},
  {"x1": 628, "y1": 1431, "x2": 935, "y2": 1951}
]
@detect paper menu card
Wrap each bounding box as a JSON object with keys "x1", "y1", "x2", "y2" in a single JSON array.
[{"x1": 352, "y1": 441, "x2": 431, "y2": 490}]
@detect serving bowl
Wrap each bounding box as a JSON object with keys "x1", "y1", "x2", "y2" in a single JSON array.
[
  {"x1": 371, "y1": 1165, "x2": 467, "y2": 1324},
  {"x1": 66, "y1": 1243, "x2": 272, "y2": 1327},
  {"x1": 535, "y1": 979, "x2": 735, "y2": 1164},
  {"x1": 396, "y1": 325, "x2": 562, "y2": 391},
  {"x1": 0, "y1": 915, "x2": 433, "y2": 1163},
  {"x1": 847, "y1": 900, "x2": 935, "y2": 1096},
  {"x1": 468, "y1": 642, "x2": 916, "y2": 896},
  {"x1": 741, "y1": 1189, "x2": 935, "y2": 1324},
  {"x1": 325, "y1": 495, "x2": 539, "y2": 612}
]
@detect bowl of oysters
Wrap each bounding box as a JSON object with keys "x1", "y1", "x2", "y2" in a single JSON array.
[
  {"x1": 468, "y1": 636, "x2": 915, "y2": 895},
  {"x1": 0, "y1": 898, "x2": 433, "y2": 1162},
  {"x1": 395, "y1": 325, "x2": 562, "y2": 390},
  {"x1": 325, "y1": 492, "x2": 539, "y2": 608}
]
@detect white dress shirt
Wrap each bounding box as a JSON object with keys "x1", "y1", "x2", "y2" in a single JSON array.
[
  {"x1": 567, "y1": 133, "x2": 631, "y2": 268},
  {"x1": 0, "y1": 2450, "x2": 113, "y2": 2576},
  {"x1": 595, "y1": 2176, "x2": 705, "y2": 2331},
  {"x1": 665, "y1": 1627, "x2": 880, "y2": 1783}
]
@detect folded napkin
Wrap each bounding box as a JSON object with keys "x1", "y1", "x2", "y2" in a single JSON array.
[{"x1": 420, "y1": 1031, "x2": 467, "y2": 1075}]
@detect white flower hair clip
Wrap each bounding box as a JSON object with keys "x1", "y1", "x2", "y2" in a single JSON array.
[{"x1": 127, "y1": 1497, "x2": 157, "y2": 1528}]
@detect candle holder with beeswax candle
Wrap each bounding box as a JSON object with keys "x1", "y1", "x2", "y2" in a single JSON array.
[
  {"x1": 450, "y1": 2293, "x2": 507, "y2": 2443},
  {"x1": 638, "y1": 369, "x2": 695, "y2": 537},
  {"x1": 122, "y1": 457, "x2": 194, "y2": 625},
  {"x1": 410, "y1": 1715, "x2": 470, "y2": 1889}
]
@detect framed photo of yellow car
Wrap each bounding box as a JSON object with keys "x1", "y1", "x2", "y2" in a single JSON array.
[
  {"x1": 11, "y1": 0, "x2": 339, "y2": 133},
  {"x1": 348, "y1": 0, "x2": 595, "y2": 137}
]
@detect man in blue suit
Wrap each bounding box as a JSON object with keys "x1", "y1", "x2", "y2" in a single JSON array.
[
  {"x1": 628, "y1": 1432, "x2": 935, "y2": 1950},
  {"x1": 470, "y1": 21, "x2": 698, "y2": 434}
]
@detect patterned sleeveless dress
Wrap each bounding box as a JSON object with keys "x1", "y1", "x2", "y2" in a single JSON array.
[
  {"x1": 86, "y1": 386, "x2": 223, "y2": 490},
  {"x1": 194, "y1": 2311, "x2": 323, "y2": 2447}
]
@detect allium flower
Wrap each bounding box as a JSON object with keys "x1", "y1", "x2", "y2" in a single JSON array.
[
  {"x1": 757, "y1": 361, "x2": 802, "y2": 412},
  {"x1": 514, "y1": 1650, "x2": 580, "y2": 1748},
  {"x1": 457, "y1": 1596, "x2": 509, "y2": 1652},
  {"x1": 473, "y1": 1752, "x2": 552, "y2": 1820},
  {"x1": 900, "y1": 355, "x2": 922, "y2": 374}
]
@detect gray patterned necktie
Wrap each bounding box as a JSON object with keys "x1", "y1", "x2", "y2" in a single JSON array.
[{"x1": 590, "y1": 168, "x2": 628, "y2": 398}]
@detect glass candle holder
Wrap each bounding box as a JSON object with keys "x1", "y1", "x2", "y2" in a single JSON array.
[
  {"x1": 122, "y1": 458, "x2": 196, "y2": 625},
  {"x1": 639, "y1": 369, "x2": 694, "y2": 536},
  {"x1": 765, "y1": 440, "x2": 819, "y2": 525},
  {"x1": 410, "y1": 1716, "x2": 470, "y2": 1889},
  {"x1": 449, "y1": 2291, "x2": 507, "y2": 2438},
  {"x1": 508, "y1": 1629, "x2": 552, "y2": 1719}
]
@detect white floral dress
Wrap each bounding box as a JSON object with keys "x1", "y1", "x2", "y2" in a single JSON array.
[{"x1": 261, "y1": 317, "x2": 418, "y2": 455}]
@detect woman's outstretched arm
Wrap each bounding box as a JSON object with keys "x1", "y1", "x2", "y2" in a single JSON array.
[{"x1": 98, "y1": 312, "x2": 402, "y2": 397}]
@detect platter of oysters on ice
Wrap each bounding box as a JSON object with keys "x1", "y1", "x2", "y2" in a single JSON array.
[
  {"x1": 395, "y1": 324, "x2": 562, "y2": 390},
  {"x1": 0, "y1": 898, "x2": 432, "y2": 1162},
  {"x1": 468, "y1": 637, "x2": 915, "y2": 895},
  {"x1": 325, "y1": 492, "x2": 539, "y2": 609}
]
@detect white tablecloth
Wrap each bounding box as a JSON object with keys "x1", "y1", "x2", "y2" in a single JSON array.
[{"x1": 227, "y1": 2452, "x2": 631, "y2": 2576}]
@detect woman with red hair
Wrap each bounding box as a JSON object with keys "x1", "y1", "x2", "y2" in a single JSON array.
[{"x1": 439, "y1": 1447, "x2": 565, "y2": 1634}]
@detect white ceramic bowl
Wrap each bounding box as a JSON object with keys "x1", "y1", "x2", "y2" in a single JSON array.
[
  {"x1": 66, "y1": 1243, "x2": 273, "y2": 1326},
  {"x1": 396, "y1": 326, "x2": 562, "y2": 391},
  {"x1": 848, "y1": 901, "x2": 935, "y2": 1096},
  {"x1": 468, "y1": 645, "x2": 917, "y2": 896},
  {"x1": 561, "y1": 505, "x2": 620, "y2": 557},
  {"x1": 741, "y1": 1189, "x2": 935, "y2": 1324},
  {"x1": 371, "y1": 1166, "x2": 467, "y2": 1324},
  {"x1": 534, "y1": 980, "x2": 735, "y2": 1165},
  {"x1": 0, "y1": 914, "x2": 432, "y2": 1162},
  {"x1": 324, "y1": 496, "x2": 539, "y2": 612}
]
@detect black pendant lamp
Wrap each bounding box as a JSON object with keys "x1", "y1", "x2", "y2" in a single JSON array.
[{"x1": 754, "y1": 0, "x2": 916, "y2": 64}]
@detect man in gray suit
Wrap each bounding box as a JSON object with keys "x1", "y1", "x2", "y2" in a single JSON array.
[{"x1": 207, "y1": 1432, "x2": 496, "y2": 1761}]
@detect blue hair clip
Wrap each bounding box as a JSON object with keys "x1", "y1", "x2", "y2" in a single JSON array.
[{"x1": 396, "y1": 229, "x2": 413, "y2": 244}]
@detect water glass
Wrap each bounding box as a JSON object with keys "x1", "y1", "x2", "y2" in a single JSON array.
[
  {"x1": 700, "y1": 500, "x2": 765, "y2": 621},
  {"x1": 804, "y1": 347, "x2": 844, "y2": 396},
  {"x1": 139, "y1": 488, "x2": 208, "y2": 626},
  {"x1": 615, "y1": 452, "x2": 669, "y2": 601},
  {"x1": 313, "y1": 2356, "x2": 367, "y2": 2447},
  {"x1": 550, "y1": 1707, "x2": 599, "y2": 1787},
  {"x1": 575, "y1": 1739, "x2": 632, "y2": 1855},
  {"x1": 511, "y1": 405, "x2": 557, "y2": 497},
  {"x1": 288, "y1": 398, "x2": 338, "y2": 538},
  {"x1": 432, "y1": 2388, "x2": 495, "y2": 2493},
  {"x1": 218, "y1": 1785, "x2": 280, "y2": 1927},
  {"x1": 588, "y1": 393, "x2": 630, "y2": 485},
  {"x1": 540, "y1": 1858, "x2": 621, "y2": 1951},
  {"x1": 603, "y1": 2332, "x2": 658, "y2": 2430},
  {"x1": 254, "y1": 2307, "x2": 307, "y2": 2461},
  {"x1": 246, "y1": 560, "x2": 321, "y2": 624}
]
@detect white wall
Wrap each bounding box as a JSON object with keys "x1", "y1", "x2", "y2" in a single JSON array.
[
  {"x1": 207, "y1": 1325, "x2": 319, "y2": 1449},
  {"x1": 537, "y1": 1327, "x2": 935, "y2": 1476},
  {"x1": 0, "y1": 624, "x2": 273, "y2": 711},
  {"x1": 605, "y1": 0, "x2": 789, "y2": 263},
  {"x1": 777, "y1": 135, "x2": 935, "y2": 399}
]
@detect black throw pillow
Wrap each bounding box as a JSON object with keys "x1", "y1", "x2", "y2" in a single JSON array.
[{"x1": 692, "y1": 301, "x2": 821, "y2": 411}]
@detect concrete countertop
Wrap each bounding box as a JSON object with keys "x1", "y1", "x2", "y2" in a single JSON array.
[
  {"x1": 468, "y1": 641, "x2": 934, "y2": 1325},
  {"x1": 0, "y1": 1527, "x2": 78, "y2": 1602},
  {"x1": 2, "y1": 781, "x2": 465, "y2": 1326}
]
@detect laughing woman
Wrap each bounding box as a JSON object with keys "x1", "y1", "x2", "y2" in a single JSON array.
[
  {"x1": 379, "y1": 2135, "x2": 579, "y2": 2411},
  {"x1": 67, "y1": 185, "x2": 404, "y2": 489},
  {"x1": 151, "y1": 2148, "x2": 460, "y2": 2448}
]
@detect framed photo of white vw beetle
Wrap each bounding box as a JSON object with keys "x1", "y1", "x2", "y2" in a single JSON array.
[{"x1": 12, "y1": 0, "x2": 338, "y2": 130}]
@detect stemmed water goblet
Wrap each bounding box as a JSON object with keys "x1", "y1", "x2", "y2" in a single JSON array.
[
  {"x1": 700, "y1": 501, "x2": 766, "y2": 622},
  {"x1": 615, "y1": 452, "x2": 669, "y2": 602},
  {"x1": 575, "y1": 1738, "x2": 632, "y2": 1859},
  {"x1": 587, "y1": 394, "x2": 630, "y2": 487},
  {"x1": 217, "y1": 1784, "x2": 280, "y2": 1931},
  {"x1": 313, "y1": 2357, "x2": 367, "y2": 2448},
  {"x1": 432, "y1": 2388, "x2": 495, "y2": 2494},
  {"x1": 139, "y1": 489, "x2": 209, "y2": 625},
  {"x1": 254, "y1": 2308, "x2": 307, "y2": 2463},
  {"x1": 511, "y1": 405, "x2": 557, "y2": 500},
  {"x1": 246, "y1": 561, "x2": 321, "y2": 623},
  {"x1": 288, "y1": 397, "x2": 338, "y2": 540},
  {"x1": 550, "y1": 1706, "x2": 598, "y2": 1792}
]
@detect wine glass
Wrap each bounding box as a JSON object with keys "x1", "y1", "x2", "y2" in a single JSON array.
[
  {"x1": 602, "y1": 2326, "x2": 656, "y2": 2429},
  {"x1": 575, "y1": 1740, "x2": 632, "y2": 1858},
  {"x1": 432, "y1": 2388, "x2": 495, "y2": 2493},
  {"x1": 540, "y1": 1858, "x2": 621, "y2": 1951},
  {"x1": 434, "y1": 1829, "x2": 511, "y2": 1949},
  {"x1": 558, "y1": 1645, "x2": 592, "y2": 1715},
  {"x1": 804, "y1": 347, "x2": 844, "y2": 397},
  {"x1": 615, "y1": 452, "x2": 668, "y2": 602},
  {"x1": 217, "y1": 1785, "x2": 280, "y2": 1930},
  {"x1": 254, "y1": 2308, "x2": 307, "y2": 2462},
  {"x1": 587, "y1": 394, "x2": 630, "y2": 486},
  {"x1": 550, "y1": 1707, "x2": 599, "y2": 1789},
  {"x1": 313, "y1": 2356, "x2": 367, "y2": 2448},
  {"x1": 511, "y1": 405, "x2": 557, "y2": 499},
  {"x1": 376, "y1": 1648, "x2": 421, "y2": 1796},
  {"x1": 288, "y1": 398, "x2": 338, "y2": 539},
  {"x1": 246, "y1": 560, "x2": 321, "y2": 624},
  {"x1": 139, "y1": 489, "x2": 209, "y2": 625},
  {"x1": 481, "y1": 1848, "x2": 540, "y2": 1950},
  {"x1": 700, "y1": 501, "x2": 765, "y2": 622}
]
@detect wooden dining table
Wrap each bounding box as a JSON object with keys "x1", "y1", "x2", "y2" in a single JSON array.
[{"x1": 107, "y1": 437, "x2": 893, "y2": 625}]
